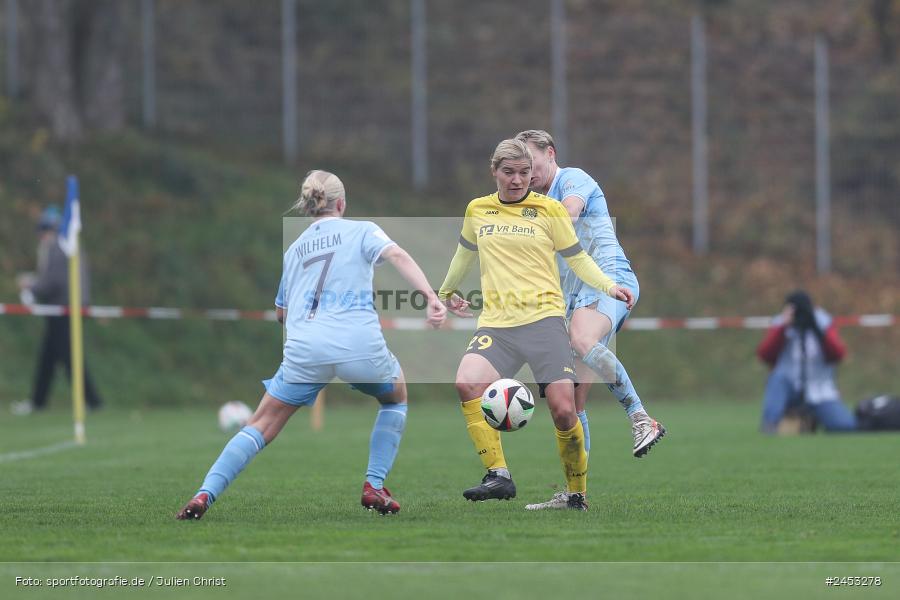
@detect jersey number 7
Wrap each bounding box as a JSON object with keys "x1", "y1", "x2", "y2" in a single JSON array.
[{"x1": 303, "y1": 252, "x2": 335, "y2": 320}]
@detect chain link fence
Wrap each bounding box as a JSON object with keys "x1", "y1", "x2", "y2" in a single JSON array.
[{"x1": 2, "y1": 0, "x2": 897, "y2": 274}]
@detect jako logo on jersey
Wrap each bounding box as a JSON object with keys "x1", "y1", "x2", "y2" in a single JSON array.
[
  {"x1": 521, "y1": 207, "x2": 538, "y2": 219},
  {"x1": 484, "y1": 210, "x2": 499, "y2": 214}
]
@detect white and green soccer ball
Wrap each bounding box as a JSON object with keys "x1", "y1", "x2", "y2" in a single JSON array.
[
  {"x1": 481, "y1": 378, "x2": 535, "y2": 432},
  {"x1": 217, "y1": 401, "x2": 252, "y2": 432}
]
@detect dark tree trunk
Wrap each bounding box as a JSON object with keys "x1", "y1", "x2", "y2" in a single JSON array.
[
  {"x1": 871, "y1": 0, "x2": 900, "y2": 65},
  {"x1": 77, "y1": 0, "x2": 126, "y2": 132},
  {"x1": 25, "y1": 0, "x2": 126, "y2": 141},
  {"x1": 31, "y1": 0, "x2": 83, "y2": 140}
]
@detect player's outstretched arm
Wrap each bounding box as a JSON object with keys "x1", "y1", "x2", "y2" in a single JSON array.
[
  {"x1": 437, "y1": 244, "x2": 477, "y2": 318},
  {"x1": 381, "y1": 244, "x2": 447, "y2": 328}
]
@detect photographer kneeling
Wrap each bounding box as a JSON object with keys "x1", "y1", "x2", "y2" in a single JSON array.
[{"x1": 757, "y1": 290, "x2": 857, "y2": 433}]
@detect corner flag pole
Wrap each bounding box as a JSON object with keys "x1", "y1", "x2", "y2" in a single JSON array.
[{"x1": 61, "y1": 176, "x2": 86, "y2": 445}]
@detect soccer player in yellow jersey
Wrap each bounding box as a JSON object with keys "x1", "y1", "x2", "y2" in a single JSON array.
[{"x1": 439, "y1": 139, "x2": 634, "y2": 510}]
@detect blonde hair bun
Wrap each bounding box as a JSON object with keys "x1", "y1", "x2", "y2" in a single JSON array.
[{"x1": 294, "y1": 170, "x2": 346, "y2": 216}]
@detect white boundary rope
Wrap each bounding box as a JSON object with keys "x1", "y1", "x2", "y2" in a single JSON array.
[{"x1": 0, "y1": 303, "x2": 896, "y2": 330}]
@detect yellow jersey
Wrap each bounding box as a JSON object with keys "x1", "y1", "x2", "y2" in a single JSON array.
[{"x1": 457, "y1": 191, "x2": 585, "y2": 328}]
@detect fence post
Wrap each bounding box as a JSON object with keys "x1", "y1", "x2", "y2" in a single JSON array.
[
  {"x1": 282, "y1": 0, "x2": 298, "y2": 164},
  {"x1": 550, "y1": 0, "x2": 568, "y2": 163},
  {"x1": 815, "y1": 34, "x2": 831, "y2": 273},
  {"x1": 5, "y1": 0, "x2": 18, "y2": 99},
  {"x1": 141, "y1": 0, "x2": 156, "y2": 128},
  {"x1": 411, "y1": 0, "x2": 428, "y2": 188},
  {"x1": 691, "y1": 14, "x2": 709, "y2": 255}
]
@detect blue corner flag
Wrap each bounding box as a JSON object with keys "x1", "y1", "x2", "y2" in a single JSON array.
[{"x1": 58, "y1": 175, "x2": 81, "y2": 257}]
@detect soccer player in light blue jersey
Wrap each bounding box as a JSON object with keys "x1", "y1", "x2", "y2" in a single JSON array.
[
  {"x1": 177, "y1": 170, "x2": 446, "y2": 519},
  {"x1": 515, "y1": 131, "x2": 665, "y2": 509}
]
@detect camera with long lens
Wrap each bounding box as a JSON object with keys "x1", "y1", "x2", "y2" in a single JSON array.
[{"x1": 791, "y1": 301, "x2": 816, "y2": 330}]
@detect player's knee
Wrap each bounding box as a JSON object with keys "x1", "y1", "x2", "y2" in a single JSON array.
[
  {"x1": 455, "y1": 380, "x2": 484, "y2": 401},
  {"x1": 549, "y1": 403, "x2": 577, "y2": 430},
  {"x1": 569, "y1": 331, "x2": 598, "y2": 357},
  {"x1": 384, "y1": 381, "x2": 407, "y2": 404},
  {"x1": 545, "y1": 391, "x2": 577, "y2": 428}
]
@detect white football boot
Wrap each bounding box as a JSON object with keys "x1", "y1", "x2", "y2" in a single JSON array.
[
  {"x1": 525, "y1": 490, "x2": 570, "y2": 510},
  {"x1": 632, "y1": 412, "x2": 666, "y2": 458}
]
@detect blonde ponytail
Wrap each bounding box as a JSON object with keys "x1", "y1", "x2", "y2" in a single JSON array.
[{"x1": 293, "y1": 170, "x2": 346, "y2": 216}]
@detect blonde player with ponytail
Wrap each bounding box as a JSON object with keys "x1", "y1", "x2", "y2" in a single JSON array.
[
  {"x1": 177, "y1": 170, "x2": 446, "y2": 519},
  {"x1": 516, "y1": 129, "x2": 665, "y2": 510}
]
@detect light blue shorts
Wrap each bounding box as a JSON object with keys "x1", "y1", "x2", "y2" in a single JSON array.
[
  {"x1": 263, "y1": 351, "x2": 402, "y2": 407},
  {"x1": 564, "y1": 265, "x2": 640, "y2": 345}
]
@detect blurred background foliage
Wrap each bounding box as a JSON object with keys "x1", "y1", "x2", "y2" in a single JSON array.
[{"x1": 0, "y1": 0, "x2": 897, "y2": 406}]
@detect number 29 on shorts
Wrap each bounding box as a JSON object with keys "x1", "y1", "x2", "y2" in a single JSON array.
[{"x1": 467, "y1": 334, "x2": 493, "y2": 351}]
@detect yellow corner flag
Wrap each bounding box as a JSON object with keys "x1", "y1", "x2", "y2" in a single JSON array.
[{"x1": 60, "y1": 175, "x2": 86, "y2": 445}]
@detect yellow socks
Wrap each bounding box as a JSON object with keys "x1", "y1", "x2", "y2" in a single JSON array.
[
  {"x1": 461, "y1": 398, "x2": 507, "y2": 470},
  {"x1": 555, "y1": 420, "x2": 588, "y2": 494},
  {"x1": 460, "y1": 398, "x2": 586, "y2": 494}
]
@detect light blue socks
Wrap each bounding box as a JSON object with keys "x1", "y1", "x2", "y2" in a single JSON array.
[
  {"x1": 198, "y1": 425, "x2": 266, "y2": 504},
  {"x1": 582, "y1": 342, "x2": 645, "y2": 417},
  {"x1": 576, "y1": 410, "x2": 591, "y2": 453},
  {"x1": 365, "y1": 403, "x2": 408, "y2": 490}
]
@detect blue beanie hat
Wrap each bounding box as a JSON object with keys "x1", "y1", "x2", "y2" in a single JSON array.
[{"x1": 37, "y1": 205, "x2": 61, "y2": 231}]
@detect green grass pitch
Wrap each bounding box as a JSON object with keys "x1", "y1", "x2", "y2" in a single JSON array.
[{"x1": 1, "y1": 395, "x2": 897, "y2": 599}]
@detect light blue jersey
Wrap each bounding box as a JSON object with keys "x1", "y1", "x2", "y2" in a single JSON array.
[
  {"x1": 546, "y1": 167, "x2": 648, "y2": 423},
  {"x1": 276, "y1": 217, "x2": 396, "y2": 380},
  {"x1": 548, "y1": 167, "x2": 629, "y2": 273},
  {"x1": 194, "y1": 217, "x2": 407, "y2": 510},
  {"x1": 548, "y1": 166, "x2": 639, "y2": 328}
]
